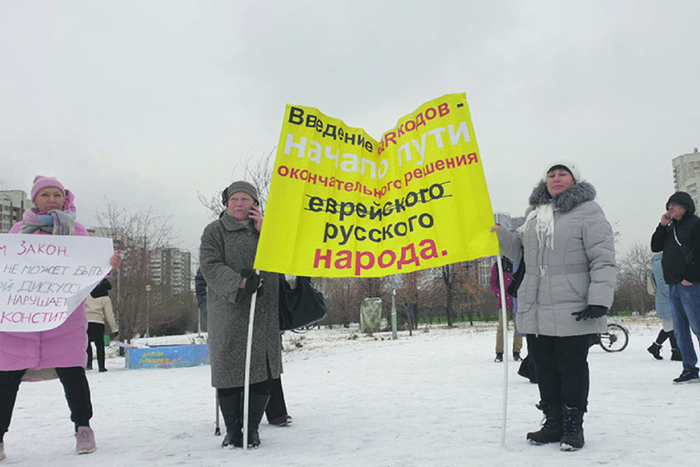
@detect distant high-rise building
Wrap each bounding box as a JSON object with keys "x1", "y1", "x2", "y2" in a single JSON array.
[
  {"x1": 0, "y1": 190, "x2": 31, "y2": 233},
  {"x1": 462, "y1": 211, "x2": 526, "y2": 287},
  {"x1": 511, "y1": 216, "x2": 526, "y2": 231},
  {"x1": 494, "y1": 212, "x2": 512, "y2": 231},
  {"x1": 86, "y1": 226, "x2": 116, "y2": 239},
  {"x1": 494, "y1": 212, "x2": 526, "y2": 232},
  {"x1": 461, "y1": 256, "x2": 495, "y2": 288},
  {"x1": 149, "y1": 247, "x2": 192, "y2": 294},
  {"x1": 672, "y1": 148, "x2": 700, "y2": 208}
]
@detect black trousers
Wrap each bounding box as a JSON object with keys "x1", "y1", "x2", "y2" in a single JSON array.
[
  {"x1": 218, "y1": 378, "x2": 287, "y2": 421},
  {"x1": 87, "y1": 322, "x2": 106, "y2": 370},
  {"x1": 265, "y1": 377, "x2": 289, "y2": 421},
  {"x1": 218, "y1": 378, "x2": 272, "y2": 399},
  {"x1": 527, "y1": 334, "x2": 593, "y2": 412},
  {"x1": 0, "y1": 367, "x2": 93, "y2": 439}
]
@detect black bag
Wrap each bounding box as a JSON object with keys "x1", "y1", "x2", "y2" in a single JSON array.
[
  {"x1": 279, "y1": 276, "x2": 327, "y2": 331},
  {"x1": 517, "y1": 354, "x2": 537, "y2": 383},
  {"x1": 507, "y1": 256, "x2": 525, "y2": 298}
]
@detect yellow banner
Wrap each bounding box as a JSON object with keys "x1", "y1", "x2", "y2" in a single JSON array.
[{"x1": 255, "y1": 93, "x2": 499, "y2": 277}]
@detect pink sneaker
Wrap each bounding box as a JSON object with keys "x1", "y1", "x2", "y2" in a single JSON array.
[{"x1": 75, "y1": 426, "x2": 96, "y2": 454}]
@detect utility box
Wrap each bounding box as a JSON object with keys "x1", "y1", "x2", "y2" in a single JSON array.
[
  {"x1": 125, "y1": 344, "x2": 210, "y2": 369},
  {"x1": 360, "y1": 297, "x2": 382, "y2": 334}
]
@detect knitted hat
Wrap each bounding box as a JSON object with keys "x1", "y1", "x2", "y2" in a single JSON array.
[
  {"x1": 666, "y1": 191, "x2": 695, "y2": 216},
  {"x1": 31, "y1": 175, "x2": 66, "y2": 202},
  {"x1": 222, "y1": 181, "x2": 259, "y2": 206},
  {"x1": 543, "y1": 159, "x2": 581, "y2": 183}
]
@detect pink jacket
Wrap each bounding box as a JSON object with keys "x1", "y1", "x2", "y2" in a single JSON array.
[
  {"x1": 0, "y1": 222, "x2": 90, "y2": 372},
  {"x1": 490, "y1": 262, "x2": 514, "y2": 310}
]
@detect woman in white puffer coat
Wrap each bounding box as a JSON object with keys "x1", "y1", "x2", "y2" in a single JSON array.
[{"x1": 491, "y1": 159, "x2": 615, "y2": 452}]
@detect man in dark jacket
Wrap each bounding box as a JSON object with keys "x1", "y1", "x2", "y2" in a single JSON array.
[{"x1": 651, "y1": 191, "x2": 700, "y2": 384}]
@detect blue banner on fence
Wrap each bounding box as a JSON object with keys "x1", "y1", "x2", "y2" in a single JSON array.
[{"x1": 125, "y1": 344, "x2": 210, "y2": 369}]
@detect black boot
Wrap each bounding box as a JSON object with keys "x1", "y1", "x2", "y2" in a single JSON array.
[
  {"x1": 647, "y1": 342, "x2": 663, "y2": 360},
  {"x1": 246, "y1": 394, "x2": 270, "y2": 448},
  {"x1": 218, "y1": 391, "x2": 243, "y2": 448},
  {"x1": 671, "y1": 348, "x2": 683, "y2": 361},
  {"x1": 669, "y1": 333, "x2": 683, "y2": 361},
  {"x1": 526, "y1": 402, "x2": 562, "y2": 444},
  {"x1": 560, "y1": 405, "x2": 585, "y2": 451}
]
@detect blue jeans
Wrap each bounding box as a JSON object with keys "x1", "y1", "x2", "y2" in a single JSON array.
[{"x1": 669, "y1": 282, "x2": 700, "y2": 373}]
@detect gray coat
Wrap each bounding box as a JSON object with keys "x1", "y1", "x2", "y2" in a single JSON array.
[
  {"x1": 498, "y1": 181, "x2": 616, "y2": 337},
  {"x1": 200, "y1": 212, "x2": 282, "y2": 388},
  {"x1": 650, "y1": 253, "x2": 671, "y2": 321}
]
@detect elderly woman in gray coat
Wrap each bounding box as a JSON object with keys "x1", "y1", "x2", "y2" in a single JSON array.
[
  {"x1": 491, "y1": 160, "x2": 615, "y2": 451},
  {"x1": 200, "y1": 181, "x2": 282, "y2": 449}
]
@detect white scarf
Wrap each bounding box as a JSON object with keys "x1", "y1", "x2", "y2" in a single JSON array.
[{"x1": 518, "y1": 202, "x2": 555, "y2": 250}]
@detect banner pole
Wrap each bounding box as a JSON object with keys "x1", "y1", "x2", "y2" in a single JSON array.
[
  {"x1": 496, "y1": 256, "x2": 509, "y2": 446},
  {"x1": 242, "y1": 271, "x2": 260, "y2": 452}
]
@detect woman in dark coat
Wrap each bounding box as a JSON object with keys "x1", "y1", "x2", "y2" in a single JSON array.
[{"x1": 199, "y1": 181, "x2": 282, "y2": 449}]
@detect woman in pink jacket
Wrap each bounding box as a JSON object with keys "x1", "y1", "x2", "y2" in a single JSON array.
[{"x1": 0, "y1": 176, "x2": 121, "y2": 460}]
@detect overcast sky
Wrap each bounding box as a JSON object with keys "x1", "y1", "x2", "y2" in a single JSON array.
[{"x1": 2, "y1": 0, "x2": 698, "y2": 263}]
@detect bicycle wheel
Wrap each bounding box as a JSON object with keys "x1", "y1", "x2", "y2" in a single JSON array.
[{"x1": 598, "y1": 323, "x2": 629, "y2": 352}]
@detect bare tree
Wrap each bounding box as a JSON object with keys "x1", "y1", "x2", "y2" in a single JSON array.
[
  {"x1": 150, "y1": 289, "x2": 198, "y2": 336},
  {"x1": 613, "y1": 243, "x2": 654, "y2": 314},
  {"x1": 394, "y1": 270, "x2": 433, "y2": 333},
  {"x1": 239, "y1": 149, "x2": 275, "y2": 207},
  {"x1": 322, "y1": 277, "x2": 363, "y2": 326},
  {"x1": 96, "y1": 200, "x2": 176, "y2": 341},
  {"x1": 198, "y1": 149, "x2": 276, "y2": 220},
  {"x1": 453, "y1": 266, "x2": 488, "y2": 325},
  {"x1": 434, "y1": 264, "x2": 459, "y2": 326}
]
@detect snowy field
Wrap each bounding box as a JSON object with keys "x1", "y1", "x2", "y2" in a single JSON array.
[{"x1": 2, "y1": 316, "x2": 697, "y2": 466}]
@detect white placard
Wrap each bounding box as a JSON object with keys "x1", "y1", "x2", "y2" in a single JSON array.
[{"x1": 0, "y1": 234, "x2": 114, "y2": 332}]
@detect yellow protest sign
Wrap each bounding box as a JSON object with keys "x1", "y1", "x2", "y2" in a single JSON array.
[{"x1": 255, "y1": 93, "x2": 499, "y2": 277}]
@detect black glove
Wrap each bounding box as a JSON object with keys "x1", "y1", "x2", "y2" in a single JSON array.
[
  {"x1": 240, "y1": 268, "x2": 261, "y2": 295},
  {"x1": 572, "y1": 305, "x2": 607, "y2": 321}
]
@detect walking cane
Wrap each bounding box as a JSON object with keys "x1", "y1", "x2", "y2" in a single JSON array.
[{"x1": 215, "y1": 391, "x2": 221, "y2": 436}]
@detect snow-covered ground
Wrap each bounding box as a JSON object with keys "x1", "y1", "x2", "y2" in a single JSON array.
[{"x1": 3, "y1": 316, "x2": 697, "y2": 466}]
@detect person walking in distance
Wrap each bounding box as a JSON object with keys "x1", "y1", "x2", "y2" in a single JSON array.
[
  {"x1": 646, "y1": 252, "x2": 682, "y2": 361},
  {"x1": 85, "y1": 279, "x2": 119, "y2": 372},
  {"x1": 490, "y1": 257, "x2": 523, "y2": 362}
]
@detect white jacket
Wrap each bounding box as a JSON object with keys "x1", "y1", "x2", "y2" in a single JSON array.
[{"x1": 85, "y1": 295, "x2": 118, "y2": 331}]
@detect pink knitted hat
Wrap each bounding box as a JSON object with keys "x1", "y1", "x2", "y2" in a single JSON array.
[{"x1": 31, "y1": 175, "x2": 66, "y2": 202}]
